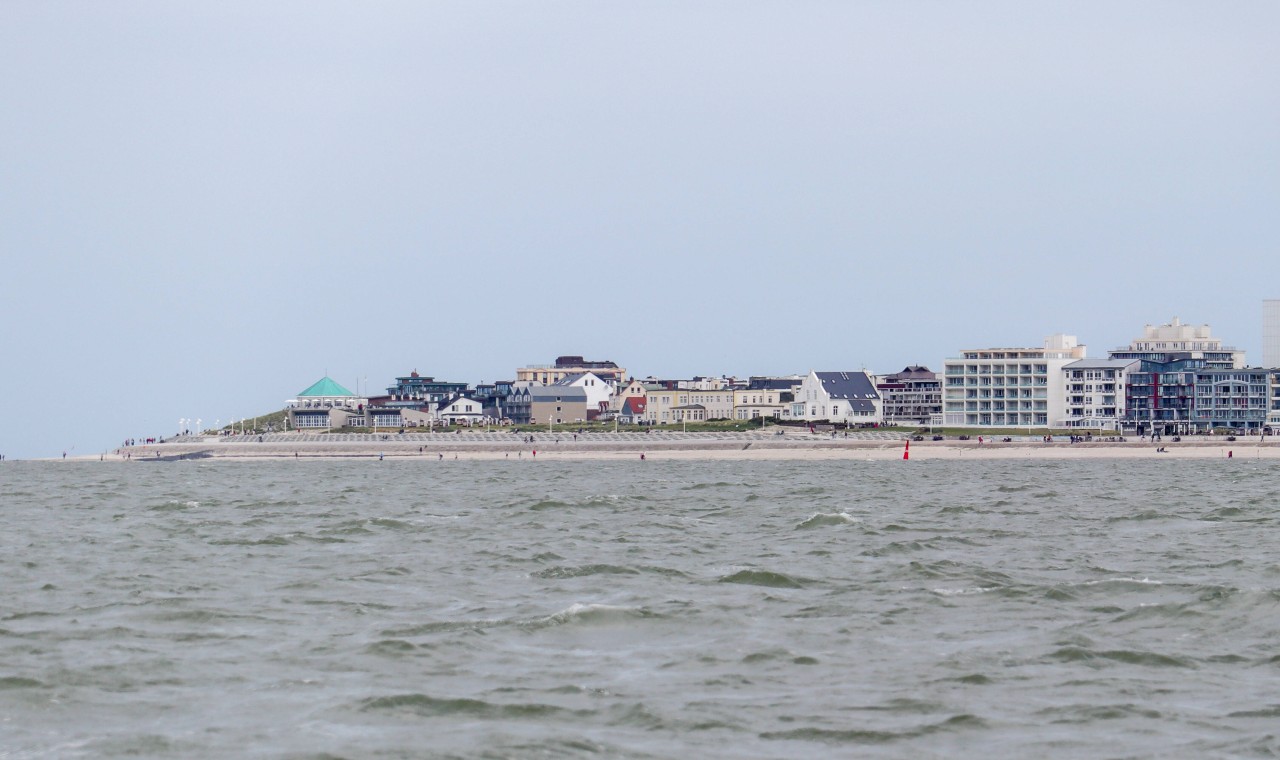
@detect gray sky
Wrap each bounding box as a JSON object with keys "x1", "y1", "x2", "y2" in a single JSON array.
[{"x1": 2, "y1": 2, "x2": 1277, "y2": 458}]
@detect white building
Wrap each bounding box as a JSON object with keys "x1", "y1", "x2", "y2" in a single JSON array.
[
  {"x1": 794, "y1": 371, "x2": 882, "y2": 424},
  {"x1": 1264, "y1": 301, "x2": 1280, "y2": 368},
  {"x1": 942, "y1": 334, "x2": 1086, "y2": 428},
  {"x1": 553, "y1": 371, "x2": 614, "y2": 417},
  {"x1": 1059, "y1": 358, "x2": 1138, "y2": 430},
  {"x1": 1107, "y1": 317, "x2": 1244, "y2": 369}
]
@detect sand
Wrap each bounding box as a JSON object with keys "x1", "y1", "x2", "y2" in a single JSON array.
[{"x1": 73, "y1": 433, "x2": 1276, "y2": 462}]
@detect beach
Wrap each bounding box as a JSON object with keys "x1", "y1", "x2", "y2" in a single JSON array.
[{"x1": 93, "y1": 430, "x2": 1275, "y2": 462}]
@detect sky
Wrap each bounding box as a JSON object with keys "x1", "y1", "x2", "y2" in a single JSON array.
[{"x1": 1, "y1": 2, "x2": 1277, "y2": 458}]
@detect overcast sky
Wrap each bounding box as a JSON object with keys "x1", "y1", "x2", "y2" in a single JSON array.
[{"x1": 2, "y1": 2, "x2": 1277, "y2": 458}]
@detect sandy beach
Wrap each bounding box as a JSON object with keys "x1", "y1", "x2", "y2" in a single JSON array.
[{"x1": 81, "y1": 431, "x2": 1278, "y2": 462}]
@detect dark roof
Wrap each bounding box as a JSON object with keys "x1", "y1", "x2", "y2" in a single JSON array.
[
  {"x1": 880, "y1": 366, "x2": 937, "y2": 382},
  {"x1": 554, "y1": 356, "x2": 619, "y2": 369},
  {"x1": 749, "y1": 376, "x2": 801, "y2": 390},
  {"x1": 529, "y1": 386, "x2": 588, "y2": 402},
  {"x1": 815, "y1": 372, "x2": 880, "y2": 411}
]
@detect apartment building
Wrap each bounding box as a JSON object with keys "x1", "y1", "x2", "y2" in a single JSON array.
[
  {"x1": 875, "y1": 366, "x2": 942, "y2": 425},
  {"x1": 1059, "y1": 358, "x2": 1137, "y2": 430},
  {"x1": 942, "y1": 334, "x2": 1086, "y2": 427},
  {"x1": 644, "y1": 388, "x2": 735, "y2": 424}
]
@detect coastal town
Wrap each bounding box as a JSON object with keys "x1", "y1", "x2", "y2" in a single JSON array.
[{"x1": 256, "y1": 312, "x2": 1280, "y2": 439}]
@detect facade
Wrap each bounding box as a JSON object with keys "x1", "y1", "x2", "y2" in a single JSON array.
[
  {"x1": 1124, "y1": 359, "x2": 1270, "y2": 434},
  {"x1": 942, "y1": 334, "x2": 1086, "y2": 427},
  {"x1": 617, "y1": 397, "x2": 648, "y2": 424},
  {"x1": 608, "y1": 379, "x2": 653, "y2": 416},
  {"x1": 1107, "y1": 317, "x2": 1244, "y2": 369},
  {"x1": 732, "y1": 388, "x2": 793, "y2": 420},
  {"x1": 643, "y1": 388, "x2": 735, "y2": 424},
  {"x1": 1269, "y1": 370, "x2": 1280, "y2": 431},
  {"x1": 287, "y1": 376, "x2": 366, "y2": 429},
  {"x1": 795, "y1": 371, "x2": 882, "y2": 424},
  {"x1": 874, "y1": 366, "x2": 942, "y2": 425},
  {"x1": 1059, "y1": 358, "x2": 1137, "y2": 429},
  {"x1": 1190, "y1": 369, "x2": 1269, "y2": 431},
  {"x1": 435, "y1": 395, "x2": 485, "y2": 425},
  {"x1": 529, "y1": 385, "x2": 588, "y2": 425},
  {"x1": 1265, "y1": 301, "x2": 1280, "y2": 369},
  {"x1": 516, "y1": 356, "x2": 627, "y2": 388},
  {"x1": 385, "y1": 370, "x2": 469, "y2": 404},
  {"x1": 553, "y1": 372, "x2": 613, "y2": 418}
]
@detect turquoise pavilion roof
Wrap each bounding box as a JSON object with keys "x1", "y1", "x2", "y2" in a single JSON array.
[{"x1": 298, "y1": 376, "x2": 356, "y2": 397}]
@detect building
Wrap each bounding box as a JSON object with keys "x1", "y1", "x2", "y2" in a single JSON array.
[
  {"x1": 1189, "y1": 369, "x2": 1270, "y2": 432},
  {"x1": 435, "y1": 395, "x2": 485, "y2": 425},
  {"x1": 875, "y1": 366, "x2": 942, "y2": 425},
  {"x1": 942, "y1": 334, "x2": 1086, "y2": 428},
  {"x1": 794, "y1": 371, "x2": 882, "y2": 424},
  {"x1": 617, "y1": 397, "x2": 647, "y2": 424},
  {"x1": 1265, "y1": 301, "x2": 1280, "y2": 369},
  {"x1": 385, "y1": 370, "x2": 469, "y2": 405},
  {"x1": 1125, "y1": 359, "x2": 1269, "y2": 434},
  {"x1": 516, "y1": 356, "x2": 627, "y2": 388},
  {"x1": 1059, "y1": 358, "x2": 1137, "y2": 430},
  {"x1": 1107, "y1": 317, "x2": 1244, "y2": 369},
  {"x1": 286, "y1": 376, "x2": 365, "y2": 430},
  {"x1": 644, "y1": 387, "x2": 735, "y2": 424},
  {"x1": 732, "y1": 388, "x2": 793, "y2": 421},
  {"x1": 530, "y1": 385, "x2": 588, "y2": 425},
  {"x1": 552, "y1": 372, "x2": 613, "y2": 419},
  {"x1": 1269, "y1": 370, "x2": 1280, "y2": 432}
]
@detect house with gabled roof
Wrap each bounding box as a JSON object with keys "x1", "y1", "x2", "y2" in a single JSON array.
[
  {"x1": 795, "y1": 371, "x2": 882, "y2": 424},
  {"x1": 617, "y1": 397, "x2": 648, "y2": 424},
  {"x1": 436, "y1": 394, "x2": 485, "y2": 425},
  {"x1": 552, "y1": 371, "x2": 613, "y2": 416}
]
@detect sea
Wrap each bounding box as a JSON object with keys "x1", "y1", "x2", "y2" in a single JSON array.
[{"x1": 2, "y1": 457, "x2": 1279, "y2": 759}]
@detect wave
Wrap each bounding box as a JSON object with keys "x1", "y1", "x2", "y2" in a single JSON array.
[
  {"x1": 795, "y1": 512, "x2": 860, "y2": 530},
  {"x1": 360, "y1": 693, "x2": 574, "y2": 719},
  {"x1": 717, "y1": 569, "x2": 807, "y2": 589},
  {"x1": 760, "y1": 714, "x2": 985, "y2": 744},
  {"x1": 524, "y1": 603, "x2": 662, "y2": 630},
  {"x1": 1047, "y1": 646, "x2": 1192, "y2": 668}
]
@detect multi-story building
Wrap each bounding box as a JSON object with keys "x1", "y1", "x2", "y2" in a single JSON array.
[
  {"x1": 942, "y1": 334, "x2": 1086, "y2": 428},
  {"x1": 1107, "y1": 317, "x2": 1244, "y2": 368},
  {"x1": 1268, "y1": 370, "x2": 1280, "y2": 431},
  {"x1": 385, "y1": 370, "x2": 469, "y2": 404},
  {"x1": 1190, "y1": 369, "x2": 1270, "y2": 431},
  {"x1": 1124, "y1": 356, "x2": 1198, "y2": 435},
  {"x1": 794, "y1": 371, "x2": 882, "y2": 424},
  {"x1": 504, "y1": 385, "x2": 589, "y2": 425},
  {"x1": 644, "y1": 388, "x2": 735, "y2": 424},
  {"x1": 1059, "y1": 358, "x2": 1137, "y2": 430},
  {"x1": 1264, "y1": 300, "x2": 1280, "y2": 369},
  {"x1": 552, "y1": 372, "x2": 613, "y2": 419},
  {"x1": 875, "y1": 366, "x2": 942, "y2": 425},
  {"x1": 732, "y1": 388, "x2": 794, "y2": 421},
  {"x1": 516, "y1": 356, "x2": 627, "y2": 388}
]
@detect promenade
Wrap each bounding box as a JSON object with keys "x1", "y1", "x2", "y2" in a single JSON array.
[{"x1": 104, "y1": 429, "x2": 1277, "y2": 462}]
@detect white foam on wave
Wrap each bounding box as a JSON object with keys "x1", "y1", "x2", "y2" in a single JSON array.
[
  {"x1": 1082, "y1": 577, "x2": 1163, "y2": 586},
  {"x1": 932, "y1": 586, "x2": 999, "y2": 596}
]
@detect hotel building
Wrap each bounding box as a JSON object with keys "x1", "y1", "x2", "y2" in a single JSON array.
[{"x1": 942, "y1": 334, "x2": 1086, "y2": 427}]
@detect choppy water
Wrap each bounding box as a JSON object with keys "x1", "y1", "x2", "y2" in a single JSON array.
[{"x1": 3, "y1": 458, "x2": 1280, "y2": 758}]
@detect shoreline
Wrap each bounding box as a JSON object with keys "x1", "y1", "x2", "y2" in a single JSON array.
[{"x1": 61, "y1": 434, "x2": 1278, "y2": 462}]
